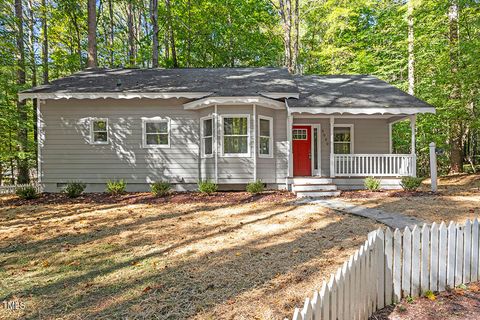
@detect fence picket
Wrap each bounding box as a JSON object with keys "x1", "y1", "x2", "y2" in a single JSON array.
[
  {"x1": 343, "y1": 261, "x2": 350, "y2": 320},
  {"x1": 411, "y1": 226, "x2": 421, "y2": 297},
  {"x1": 301, "y1": 298, "x2": 313, "y2": 320},
  {"x1": 393, "y1": 229, "x2": 402, "y2": 302},
  {"x1": 463, "y1": 220, "x2": 472, "y2": 284},
  {"x1": 320, "y1": 281, "x2": 328, "y2": 320},
  {"x1": 377, "y1": 229, "x2": 385, "y2": 309},
  {"x1": 336, "y1": 268, "x2": 344, "y2": 320},
  {"x1": 293, "y1": 308, "x2": 302, "y2": 320},
  {"x1": 430, "y1": 222, "x2": 439, "y2": 292},
  {"x1": 472, "y1": 219, "x2": 479, "y2": 282},
  {"x1": 447, "y1": 222, "x2": 456, "y2": 288},
  {"x1": 455, "y1": 224, "x2": 464, "y2": 286},
  {"x1": 311, "y1": 291, "x2": 320, "y2": 320},
  {"x1": 354, "y1": 251, "x2": 360, "y2": 320},
  {"x1": 420, "y1": 224, "x2": 430, "y2": 294},
  {"x1": 384, "y1": 228, "x2": 393, "y2": 306},
  {"x1": 402, "y1": 227, "x2": 412, "y2": 297},
  {"x1": 329, "y1": 275, "x2": 337, "y2": 320},
  {"x1": 438, "y1": 222, "x2": 448, "y2": 291},
  {"x1": 0, "y1": 183, "x2": 41, "y2": 194}
]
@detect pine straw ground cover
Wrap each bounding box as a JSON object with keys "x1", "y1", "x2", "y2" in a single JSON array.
[
  {"x1": 0, "y1": 191, "x2": 379, "y2": 319},
  {"x1": 341, "y1": 173, "x2": 480, "y2": 224}
]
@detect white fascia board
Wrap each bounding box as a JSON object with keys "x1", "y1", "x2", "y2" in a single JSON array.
[
  {"x1": 258, "y1": 92, "x2": 299, "y2": 99},
  {"x1": 288, "y1": 106, "x2": 436, "y2": 115},
  {"x1": 18, "y1": 91, "x2": 213, "y2": 101},
  {"x1": 183, "y1": 96, "x2": 286, "y2": 110}
]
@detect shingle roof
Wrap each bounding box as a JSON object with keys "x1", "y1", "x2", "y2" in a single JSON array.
[
  {"x1": 20, "y1": 68, "x2": 435, "y2": 113},
  {"x1": 22, "y1": 67, "x2": 298, "y2": 96},
  {"x1": 289, "y1": 74, "x2": 434, "y2": 110}
]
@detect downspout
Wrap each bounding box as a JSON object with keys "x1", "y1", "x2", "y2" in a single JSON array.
[
  {"x1": 286, "y1": 100, "x2": 293, "y2": 189},
  {"x1": 253, "y1": 104, "x2": 257, "y2": 182},
  {"x1": 330, "y1": 116, "x2": 335, "y2": 178}
]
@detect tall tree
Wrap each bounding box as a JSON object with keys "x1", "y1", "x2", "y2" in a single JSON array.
[
  {"x1": 87, "y1": 0, "x2": 97, "y2": 68},
  {"x1": 407, "y1": 0, "x2": 414, "y2": 95},
  {"x1": 14, "y1": 0, "x2": 30, "y2": 183},
  {"x1": 127, "y1": 0, "x2": 135, "y2": 66},
  {"x1": 108, "y1": 0, "x2": 114, "y2": 67},
  {"x1": 41, "y1": 0, "x2": 48, "y2": 83},
  {"x1": 292, "y1": 0, "x2": 299, "y2": 73},
  {"x1": 448, "y1": 0, "x2": 463, "y2": 173},
  {"x1": 278, "y1": 0, "x2": 293, "y2": 72},
  {"x1": 165, "y1": 0, "x2": 178, "y2": 67}
]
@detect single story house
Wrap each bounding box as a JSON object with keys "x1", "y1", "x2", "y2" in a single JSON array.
[{"x1": 19, "y1": 68, "x2": 435, "y2": 197}]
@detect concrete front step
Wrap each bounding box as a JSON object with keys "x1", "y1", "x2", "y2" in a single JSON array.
[
  {"x1": 292, "y1": 184, "x2": 338, "y2": 192},
  {"x1": 295, "y1": 190, "x2": 342, "y2": 198},
  {"x1": 291, "y1": 177, "x2": 333, "y2": 185}
]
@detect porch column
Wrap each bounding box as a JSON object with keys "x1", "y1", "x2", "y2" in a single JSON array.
[
  {"x1": 330, "y1": 116, "x2": 335, "y2": 178},
  {"x1": 214, "y1": 104, "x2": 218, "y2": 183},
  {"x1": 253, "y1": 104, "x2": 257, "y2": 181},
  {"x1": 410, "y1": 114, "x2": 417, "y2": 177},
  {"x1": 287, "y1": 114, "x2": 293, "y2": 178}
]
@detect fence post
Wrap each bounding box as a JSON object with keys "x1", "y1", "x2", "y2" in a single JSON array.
[{"x1": 429, "y1": 142, "x2": 438, "y2": 192}]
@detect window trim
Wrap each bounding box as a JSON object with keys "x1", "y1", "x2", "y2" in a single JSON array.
[
  {"x1": 220, "y1": 114, "x2": 251, "y2": 157},
  {"x1": 200, "y1": 116, "x2": 214, "y2": 158},
  {"x1": 258, "y1": 115, "x2": 273, "y2": 158},
  {"x1": 90, "y1": 117, "x2": 109, "y2": 145},
  {"x1": 142, "y1": 117, "x2": 171, "y2": 148},
  {"x1": 333, "y1": 124, "x2": 354, "y2": 154}
]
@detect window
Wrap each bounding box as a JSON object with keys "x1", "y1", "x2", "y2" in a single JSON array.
[
  {"x1": 222, "y1": 115, "x2": 250, "y2": 156},
  {"x1": 333, "y1": 125, "x2": 353, "y2": 154},
  {"x1": 90, "y1": 118, "x2": 108, "y2": 144},
  {"x1": 142, "y1": 118, "x2": 170, "y2": 148},
  {"x1": 258, "y1": 116, "x2": 273, "y2": 158},
  {"x1": 293, "y1": 129, "x2": 307, "y2": 140},
  {"x1": 201, "y1": 117, "x2": 213, "y2": 157}
]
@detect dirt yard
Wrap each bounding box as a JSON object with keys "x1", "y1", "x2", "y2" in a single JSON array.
[
  {"x1": 341, "y1": 173, "x2": 480, "y2": 224},
  {"x1": 0, "y1": 191, "x2": 379, "y2": 320},
  {"x1": 370, "y1": 282, "x2": 480, "y2": 320}
]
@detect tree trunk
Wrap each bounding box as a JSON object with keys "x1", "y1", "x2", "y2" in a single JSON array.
[
  {"x1": 407, "y1": 0, "x2": 414, "y2": 95},
  {"x1": 71, "y1": 11, "x2": 82, "y2": 68},
  {"x1": 165, "y1": 0, "x2": 177, "y2": 67},
  {"x1": 151, "y1": 0, "x2": 159, "y2": 67},
  {"x1": 127, "y1": 0, "x2": 135, "y2": 66},
  {"x1": 27, "y1": 0, "x2": 38, "y2": 168},
  {"x1": 41, "y1": 0, "x2": 48, "y2": 83},
  {"x1": 108, "y1": 0, "x2": 114, "y2": 66},
  {"x1": 448, "y1": 0, "x2": 463, "y2": 173},
  {"x1": 15, "y1": 0, "x2": 30, "y2": 184},
  {"x1": 187, "y1": 0, "x2": 191, "y2": 67},
  {"x1": 87, "y1": 0, "x2": 97, "y2": 68},
  {"x1": 292, "y1": 0, "x2": 299, "y2": 73},
  {"x1": 278, "y1": 0, "x2": 292, "y2": 72}
]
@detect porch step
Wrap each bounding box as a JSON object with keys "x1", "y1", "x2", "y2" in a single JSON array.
[
  {"x1": 295, "y1": 190, "x2": 342, "y2": 198},
  {"x1": 291, "y1": 177, "x2": 333, "y2": 185},
  {"x1": 292, "y1": 184, "x2": 338, "y2": 192}
]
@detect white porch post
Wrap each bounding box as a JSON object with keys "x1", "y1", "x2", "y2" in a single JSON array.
[
  {"x1": 253, "y1": 104, "x2": 257, "y2": 182},
  {"x1": 287, "y1": 114, "x2": 293, "y2": 179},
  {"x1": 214, "y1": 104, "x2": 218, "y2": 183},
  {"x1": 330, "y1": 117, "x2": 335, "y2": 178},
  {"x1": 410, "y1": 114, "x2": 417, "y2": 177}
]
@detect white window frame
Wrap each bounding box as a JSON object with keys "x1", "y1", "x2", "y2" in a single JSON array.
[
  {"x1": 220, "y1": 114, "x2": 251, "y2": 157},
  {"x1": 142, "y1": 117, "x2": 171, "y2": 148},
  {"x1": 258, "y1": 115, "x2": 273, "y2": 158},
  {"x1": 200, "y1": 116, "x2": 214, "y2": 158},
  {"x1": 333, "y1": 124, "x2": 354, "y2": 154},
  {"x1": 90, "y1": 117, "x2": 109, "y2": 144}
]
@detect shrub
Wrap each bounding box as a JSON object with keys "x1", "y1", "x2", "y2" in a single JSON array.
[
  {"x1": 16, "y1": 185, "x2": 38, "y2": 199},
  {"x1": 64, "y1": 181, "x2": 86, "y2": 198},
  {"x1": 198, "y1": 180, "x2": 218, "y2": 194},
  {"x1": 400, "y1": 176, "x2": 423, "y2": 191},
  {"x1": 364, "y1": 177, "x2": 381, "y2": 191},
  {"x1": 246, "y1": 180, "x2": 264, "y2": 194},
  {"x1": 151, "y1": 181, "x2": 171, "y2": 197},
  {"x1": 106, "y1": 179, "x2": 127, "y2": 194}
]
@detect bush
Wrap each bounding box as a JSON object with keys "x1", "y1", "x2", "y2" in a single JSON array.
[
  {"x1": 400, "y1": 176, "x2": 423, "y2": 191},
  {"x1": 64, "y1": 181, "x2": 86, "y2": 198},
  {"x1": 246, "y1": 180, "x2": 264, "y2": 194},
  {"x1": 106, "y1": 179, "x2": 127, "y2": 194},
  {"x1": 198, "y1": 180, "x2": 218, "y2": 194},
  {"x1": 16, "y1": 185, "x2": 38, "y2": 199},
  {"x1": 364, "y1": 177, "x2": 381, "y2": 191},
  {"x1": 151, "y1": 181, "x2": 171, "y2": 197}
]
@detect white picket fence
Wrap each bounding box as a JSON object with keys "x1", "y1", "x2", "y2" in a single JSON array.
[
  {"x1": 292, "y1": 219, "x2": 480, "y2": 320},
  {"x1": 0, "y1": 183, "x2": 41, "y2": 194}
]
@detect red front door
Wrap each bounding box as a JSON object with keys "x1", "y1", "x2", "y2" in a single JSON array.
[{"x1": 293, "y1": 125, "x2": 311, "y2": 176}]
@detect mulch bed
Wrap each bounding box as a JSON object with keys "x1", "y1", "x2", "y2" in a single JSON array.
[
  {"x1": 0, "y1": 190, "x2": 296, "y2": 207},
  {"x1": 340, "y1": 190, "x2": 436, "y2": 199},
  {"x1": 370, "y1": 282, "x2": 480, "y2": 320}
]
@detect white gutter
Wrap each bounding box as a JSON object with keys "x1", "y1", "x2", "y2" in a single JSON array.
[
  {"x1": 183, "y1": 96, "x2": 286, "y2": 110},
  {"x1": 18, "y1": 91, "x2": 213, "y2": 101}
]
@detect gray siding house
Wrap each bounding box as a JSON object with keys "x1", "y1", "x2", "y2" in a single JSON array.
[{"x1": 20, "y1": 68, "x2": 435, "y2": 197}]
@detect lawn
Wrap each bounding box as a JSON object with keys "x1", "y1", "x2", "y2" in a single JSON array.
[
  {"x1": 0, "y1": 191, "x2": 379, "y2": 320},
  {"x1": 341, "y1": 173, "x2": 480, "y2": 224}
]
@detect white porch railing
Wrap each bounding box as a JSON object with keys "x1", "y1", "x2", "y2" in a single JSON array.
[{"x1": 333, "y1": 154, "x2": 415, "y2": 177}]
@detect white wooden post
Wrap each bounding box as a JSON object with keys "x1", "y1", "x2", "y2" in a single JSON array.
[
  {"x1": 330, "y1": 117, "x2": 335, "y2": 178},
  {"x1": 253, "y1": 104, "x2": 257, "y2": 182},
  {"x1": 287, "y1": 114, "x2": 293, "y2": 179},
  {"x1": 429, "y1": 142, "x2": 438, "y2": 192},
  {"x1": 214, "y1": 104, "x2": 218, "y2": 183},
  {"x1": 410, "y1": 115, "x2": 417, "y2": 177}
]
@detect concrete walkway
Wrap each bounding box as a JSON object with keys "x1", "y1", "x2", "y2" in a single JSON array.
[{"x1": 297, "y1": 198, "x2": 425, "y2": 229}]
